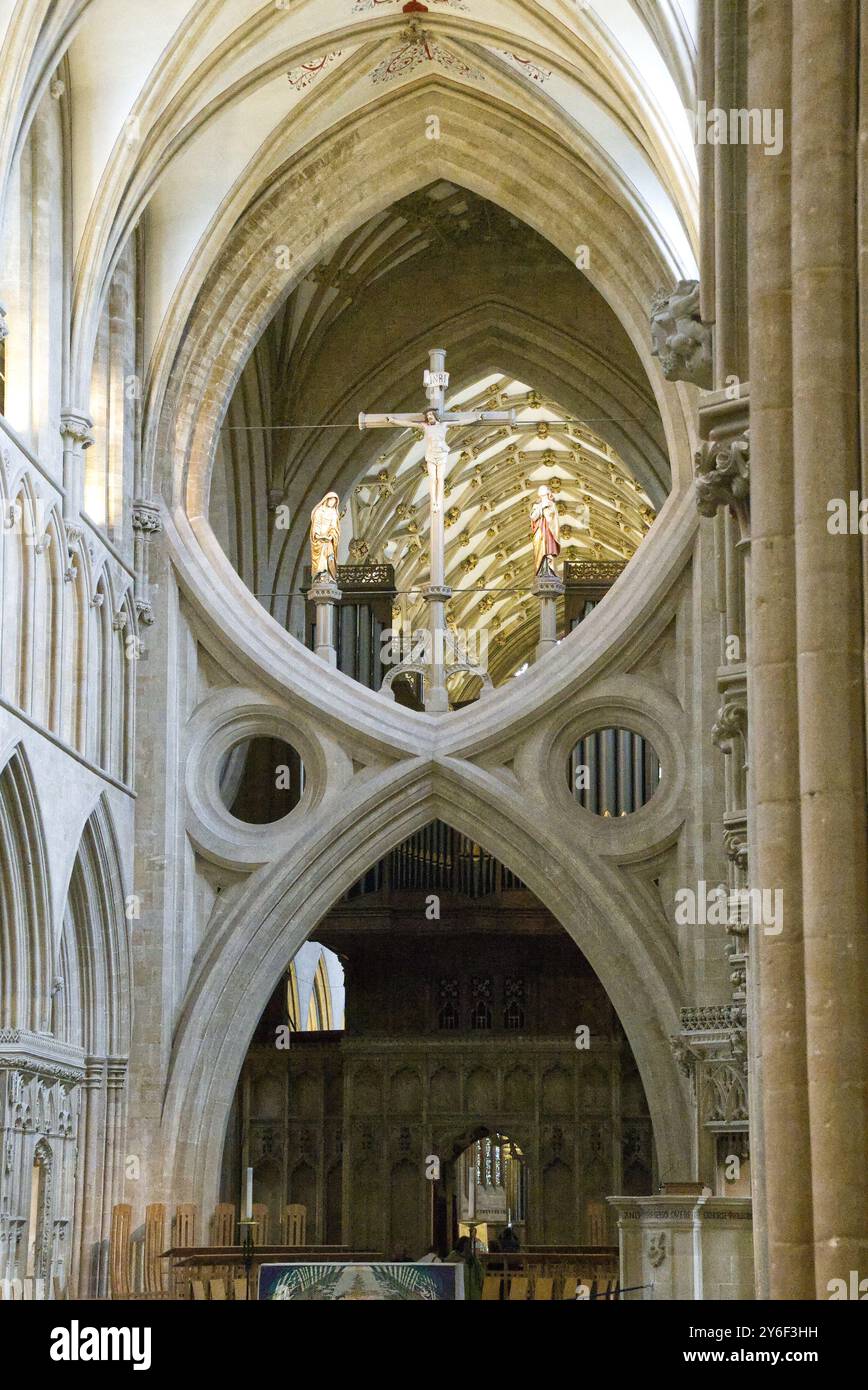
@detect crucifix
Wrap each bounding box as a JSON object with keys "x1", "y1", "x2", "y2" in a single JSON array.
[{"x1": 359, "y1": 348, "x2": 525, "y2": 712}]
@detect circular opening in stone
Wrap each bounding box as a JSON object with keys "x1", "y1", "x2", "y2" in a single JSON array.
[
  {"x1": 567, "y1": 727, "x2": 661, "y2": 817},
  {"x1": 218, "y1": 737, "x2": 305, "y2": 824}
]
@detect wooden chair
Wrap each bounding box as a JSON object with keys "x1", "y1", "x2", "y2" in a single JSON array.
[
  {"x1": 533, "y1": 1277, "x2": 554, "y2": 1300},
  {"x1": 508, "y1": 1275, "x2": 529, "y2": 1301},
  {"x1": 252, "y1": 1202, "x2": 269, "y2": 1245},
  {"x1": 174, "y1": 1203, "x2": 196, "y2": 1246},
  {"x1": 209, "y1": 1203, "x2": 237, "y2": 1292},
  {"x1": 211, "y1": 1203, "x2": 236, "y2": 1247},
  {"x1": 172, "y1": 1205, "x2": 197, "y2": 1299},
  {"x1": 209, "y1": 1278, "x2": 227, "y2": 1300},
  {"x1": 191, "y1": 1280, "x2": 207, "y2": 1301},
  {"x1": 143, "y1": 1203, "x2": 166, "y2": 1295},
  {"x1": 281, "y1": 1204, "x2": 306, "y2": 1246},
  {"x1": 109, "y1": 1203, "x2": 132, "y2": 1298},
  {"x1": 481, "y1": 1275, "x2": 502, "y2": 1301}
]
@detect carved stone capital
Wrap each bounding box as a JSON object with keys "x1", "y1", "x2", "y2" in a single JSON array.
[
  {"x1": 532, "y1": 573, "x2": 565, "y2": 598},
  {"x1": 59, "y1": 410, "x2": 94, "y2": 451},
  {"x1": 131, "y1": 500, "x2": 163, "y2": 534},
  {"x1": 695, "y1": 431, "x2": 750, "y2": 534},
  {"x1": 106, "y1": 1057, "x2": 128, "y2": 1090},
  {"x1": 308, "y1": 574, "x2": 341, "y2": 603},
  {"x1": 421, "y1": 583, "x2": 452, "y2": 603},
  {"x1": 650, "y1": 279, "x2": 713, "y2": 388}
]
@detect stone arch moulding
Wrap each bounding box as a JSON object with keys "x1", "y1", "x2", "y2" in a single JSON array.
[
  {"x1": 167, "y1": 464, "x2": 698, "y2": 765},
  {"x1": 184, "y1": 686, "x2": 339, "y2": 871},
  {"x1": 143, "y1": 79, "x2": 695, "y2": 520},
  {"x1": 539, "y1": 673, "x2": 688, "y2": 847},
  {"x1": 160, "y1": 767, "x2": 691, "y2": 1217}
]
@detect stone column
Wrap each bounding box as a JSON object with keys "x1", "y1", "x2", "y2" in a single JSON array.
[
  {"x1": 131, "y1": 500, "x2": 162, "y2": 628},
  {"x1": 73, "y1": 1059, "x2": 106, "y2": 1297},
  {"x1": 59, "y1": 409, "x2": 94, "y2": 523},
  {"x1": 532, "y1": 572, "x2": 563, "y2": 661},
  {"x1": 791, "y1": 0, "x2": 868, "y2": 1295},
  {"x1": 746, "y1": 0, "x2": 814, "y2": 1300},
  {"x1": 105, "y1": 1059, "x2": 128, "y2": 1224},
  {"x1": 0, "y1": 303, "x2": 8, "y2": 409},
  {"x1": 309, "y1": 574, "x2": 340, "y2": 666}
]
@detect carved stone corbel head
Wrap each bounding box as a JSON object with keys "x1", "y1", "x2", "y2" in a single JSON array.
[
  {"x1": 650, "y1": 279, "x2": 713, "y2": 388},
  {"x1": 695, "y1": 431, "x2": 750, "y2": 538}
]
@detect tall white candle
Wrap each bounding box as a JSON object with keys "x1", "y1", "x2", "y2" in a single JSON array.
[{"x1": 245, "y1": 1167, "x2": 253, "y2": 1221}]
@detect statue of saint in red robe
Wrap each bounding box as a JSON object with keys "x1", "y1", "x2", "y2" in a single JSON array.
[{"x1": 531, "y1": 485, "x2": 561, "y2": 577}]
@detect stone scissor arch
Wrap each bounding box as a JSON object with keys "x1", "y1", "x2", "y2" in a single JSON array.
[{"x1": 160, "y1": 767, "x2": 691, "y2": 1216}]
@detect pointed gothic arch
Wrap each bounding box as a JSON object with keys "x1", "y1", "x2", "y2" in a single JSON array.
[
  {"x1": 57, "y1": 793, "x2": 132, "y2": 1058},
  {"x1": 162, "y1": 772, "x2": 690, "y2": 1219},
  {"x1": 0, "y1": 742, "x2": 52, "y2": 1033},
  {"x1": 55, "y1": 792, "x2": 132, "y2": 1295},
  {"x1": 144, "y1": 78, "x2": 694, "y2": 519}
]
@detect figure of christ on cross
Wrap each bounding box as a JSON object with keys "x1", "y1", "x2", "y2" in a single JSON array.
[{"x1": 358, "y1": 348, "x2": 538, "y2": 712}]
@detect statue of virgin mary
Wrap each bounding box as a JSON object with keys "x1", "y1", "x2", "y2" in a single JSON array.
[{"x1": 310, "y1": 492, "x2": 341, "y2": 580}]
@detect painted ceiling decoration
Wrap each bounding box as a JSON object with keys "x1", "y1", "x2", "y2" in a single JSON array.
[
  {"x1": 354, "y1": 1, "x2": 471, "y2": 13},
  {"x1": 287, "y1": 51, "x2": 344, "y2": 93},
  {"x1": 498, "y1": 51, "x2": 553, "y2": 85},
  {"x1": 371, "y1": 22, "x2": 485, "y2": 85}
]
